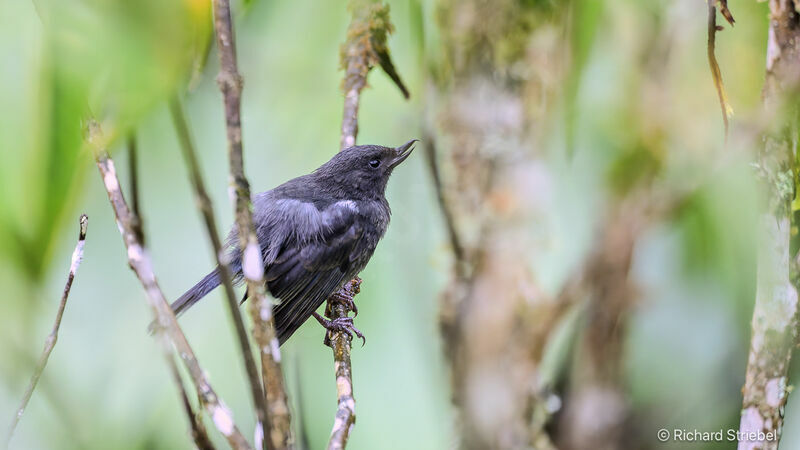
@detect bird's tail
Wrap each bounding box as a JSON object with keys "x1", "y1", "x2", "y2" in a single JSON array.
[
  {"x1": 171, "y1": 267, "x2": 222, "y2": 316},
  {"x1": 147, "y1": 268, "x2": 222, "y2": 334}
]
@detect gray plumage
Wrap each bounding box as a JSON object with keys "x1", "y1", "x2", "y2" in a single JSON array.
[{"x1": 169, "y1": 140, "x2": 416, "y2": 345}]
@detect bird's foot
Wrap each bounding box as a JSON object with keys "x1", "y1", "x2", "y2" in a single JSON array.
[
  {"x1": 312, "y1": 312, "x2": 366, "y2": 347},
  {"x1": 327, "y1": 293, "x2": 358, "y2": 317},
  {"x1": 326, "y1": 277, "x2": 361, "y2": 317}
]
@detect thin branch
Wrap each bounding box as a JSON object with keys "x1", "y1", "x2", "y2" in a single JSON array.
[
  {"x1": 718, "y1": 0, "x2": 735, "y2": 26},
  {"x1": 127, "y1": 133, "x2": 145, "y2": 245},
  {"x1": 168, "y1": 97, "x2": 271, "y2": 448},
  {"x1": 420, "y1": 132, "x2": 465, "y2": 270},
  {"x1": 164, "y1": 354, "x2": 215, "y2": 450},
  {"x1": 706, "y1": 1, "x2": 733, "y2": 141},
  {"x1": 87, "y1": 120, "x2": 251, "y2": 450},
  {"x1": 339, "y1": 0, "x2": 401, "y2": 150},
  {"x1": 210, "y1": 1, "x2": 292, "y2": 448},
  {"x1": 5, "y1": 214, "x2": 87, "y2": 448}
]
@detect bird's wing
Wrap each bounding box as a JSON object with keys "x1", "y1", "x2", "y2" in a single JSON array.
[{"x1": 264, "y1": 200, "x2": 364, "y2": 344}]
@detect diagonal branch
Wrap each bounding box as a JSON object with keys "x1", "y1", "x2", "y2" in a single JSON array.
[
  {"x1": 420, "y1": 132, "x2": 465, "y2": 269},
  {"x1": 5, "y1": 214, "x2": 88, "y2": 448},
  {"x1": 169, "y1": 97, "x2": 270, "y2": 449},
  {"x1": 87, "y1": 121, "x2": 251, "y2": 450},
  {"x1": 128, "y1": 129, "x2": 214, "y2": 449},
  {"x1": 210, "y1": 1, "x2": 292, "y2": 448},
  {"x1": 165, "y1": 354, "x2": 215, "y2": 450}
]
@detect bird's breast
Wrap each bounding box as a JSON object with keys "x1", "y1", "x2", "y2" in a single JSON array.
[{"x1": 356, "y1": 199, "x2": 390, "y2": 237}]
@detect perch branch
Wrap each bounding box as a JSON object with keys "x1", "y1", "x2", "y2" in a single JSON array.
[
  {"x1": 326, "y1": 279, "x2": 361, "y2": 450},
  {"x1": 327, "y1": 3, "x2": 407, "y2": 448},
  {"x1": 169, "y1": 97, "x2": 270, "y2": 448},
  {"x1": 211, "y1": 1, "x2": 292, "y2": 448},
  {"x1": 5, "y1": 214, "x2": 87, "y2": 448},
  {"x1": 87, "y1": 120, "x2": 251, "y2": 450}
]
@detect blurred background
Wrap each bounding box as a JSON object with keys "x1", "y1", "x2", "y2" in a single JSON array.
[{"x1": 0, "y1": 0, "x2": 796, "y2": 449}]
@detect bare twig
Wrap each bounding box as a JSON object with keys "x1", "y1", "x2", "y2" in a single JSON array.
[
  {"x1": 706, "y1": 1, "x2": 733, "y2": 141},
  {"x1": 420, "y1": 132, "x2": 465, "y2": 269},
  {"x1": 127, "y1": 133, "x2": 145, "y2": 244},
  {"x1": 164, "y1": 354, "x2": 216, "y2": 450},
  {"x1": 87, "y1": 121, "x2": 251, "y2": 450},
  {"x1": 169, "y1": 97, "x2": 272, "y2": 448},
  {"x1": 718, "y1": 0, "x2": 735, "y2": 26},
  {"x1": 5, "y1": 214, "x2": 87, "y2": 448},
  {"x1": 210, "y1": 1, "x2": 292, "y2": 448}
]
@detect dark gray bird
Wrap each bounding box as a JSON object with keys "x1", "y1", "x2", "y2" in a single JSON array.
[{"x1": 169, "y1": 140, "x2": 416, "y2": 345}]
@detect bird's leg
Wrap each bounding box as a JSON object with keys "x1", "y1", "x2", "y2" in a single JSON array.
[
  {"x1": 326, "y1": 277, "x2": 361, "y2": 317},
  {"x1": 312, "y1": 312, "x2": 366, "y2": 347}
]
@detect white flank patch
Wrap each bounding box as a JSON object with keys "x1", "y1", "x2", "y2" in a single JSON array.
[{"x1": 337, "y1": 200, "x2": 359, "y2": 213}]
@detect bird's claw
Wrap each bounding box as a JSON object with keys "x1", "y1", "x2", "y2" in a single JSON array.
[
  {"x1": 313, "y1": 312, "x2": 366, "y2": 347},
  {"x1": 327, "y1": 280, "x2": 360, "y2": 317}
]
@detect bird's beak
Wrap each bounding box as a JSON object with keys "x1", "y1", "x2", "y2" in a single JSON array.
[{"x1": 389, "y1": 139, "x2": 418, "y2": 168}]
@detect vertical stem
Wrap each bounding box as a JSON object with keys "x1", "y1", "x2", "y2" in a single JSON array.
[
  {"x1": 327, "y1": 3, "x2": 403, "y2": 447},
  {"x1": 326, "y1": 279, "x2": 360, "y2": 450},
  {"x1": 740, "y1": 216, "x2": 797, "y2": 450},
  {"x1": 210, "y1": 1, "x2": 292, "y2": 448},
  {"x1": 739, "y1": 3, "x2": 800, "y2": 449}
]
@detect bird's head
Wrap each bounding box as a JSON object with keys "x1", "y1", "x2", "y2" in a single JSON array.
[{"x1": 314, "y1": 139, "x2": 417, "y2": 199}]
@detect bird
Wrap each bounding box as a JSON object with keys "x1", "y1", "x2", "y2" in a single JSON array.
[{"x1": 167, "y1": 140, "x2": 417, "y2": 345}]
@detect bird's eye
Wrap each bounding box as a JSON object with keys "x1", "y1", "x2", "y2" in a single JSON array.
[{"x1": 369, "y1": 159, "x2": 381, "y2": 168}]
